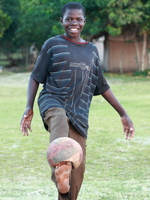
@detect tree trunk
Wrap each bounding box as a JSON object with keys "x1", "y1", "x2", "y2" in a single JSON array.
[
  {"x1": 148, "y1": 52, "x2": 150, "y2": 69},
  {"x1": 25, "y1": 47, "x2": 29, "y2": 66},
  {"x1": 141, "y1": 32, "x2": 147, "y2": 71},
  {"x1": 119, "y1": 38, "x2": 125, "y2": 74},
  {"x1": 103, "y1": 33, "x2": 109, "y2": 72},
  {"x1": 134, "y1": 36, "x2": 141, "y2": 71}
]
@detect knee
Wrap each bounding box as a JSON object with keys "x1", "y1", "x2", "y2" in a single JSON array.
[
  {"x1": 44, "y1": 107, "x2": 69, "y2": 140},
  {"x1": 44, "y1": 107, "x2": 68, "y2": 125}
]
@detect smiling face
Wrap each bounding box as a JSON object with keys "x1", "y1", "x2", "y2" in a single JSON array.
[{"x1": 60, "y1": 9, "x2": 86, "y2": 43}]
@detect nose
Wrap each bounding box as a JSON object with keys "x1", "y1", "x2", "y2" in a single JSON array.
[{"x1": 71, "y1": 19, "x2": 78, "y2": 25}]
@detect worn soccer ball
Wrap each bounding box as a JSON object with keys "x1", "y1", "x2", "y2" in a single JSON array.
[{"x1": 47, "y1": 137, "x2": 83, "y2": 169}]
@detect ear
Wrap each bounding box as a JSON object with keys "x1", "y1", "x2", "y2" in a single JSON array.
[
  {"x1": 84, "y1": 17, "x2": 86, "y2": 24},
  {"x1": 60, "y1": 17, "x2": 63, "y2": 25}
]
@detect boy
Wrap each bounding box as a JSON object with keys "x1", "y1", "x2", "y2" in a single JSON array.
[{"x1": 20, "y1": 2, "x2": 134, "y2": 200}]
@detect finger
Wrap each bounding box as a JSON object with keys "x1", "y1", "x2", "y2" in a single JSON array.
[
  {"x1": 124, "y1": 129, "x2": 130, "y2": 140},
  {"x1": 128, "y1": 126, "x2": 134, "y2": 139},
  {"x1": 22, "y1": 128, "x2": 29, "y2": 136},
  {"x1": 20, "y1": 120, "x2": 24, "y2": 131},
  {"x1": 122, "y1": 127, "x2": 128, "y2": 136},
  {"x1": 122, "y1": 125, "x2": 126, "y2": 135},
  {"x1": 23, "y1": 132, "x2": 29, "y2": 136},
  {"x1": 21, "y1": 120, "x2": 32, "y2": 134},
  {"x1": 122, "y1": 130, "x2": 126, "y2": 135},
  {"x1": 22, "y1": 129, "x2": 29, "y2": 136},
  {"x1": 27, "y1": 124, "x2": 32, "y2": 132},
  {"x1": 127, "y1": 130, "x2": 134, "y2": 140},
  {"x1": 22, "y1": 130, "x2": 29, "y2": 136},
  {"x1": 129, "y1": 130, "x2": 134, "y2": 140},
  {"x1": 21, "y1": 124, "x2": 29, "y2": 136},
  {"x1": 125, "y1": 131, "x2": 129, "y2": 140}
]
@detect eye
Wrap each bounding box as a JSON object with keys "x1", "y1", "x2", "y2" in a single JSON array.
[
  {"x1": 66, "y1": 18, "x2": 72, "y2": 22},
  {"x1": 77, "y1": 18, "x2": 84, "y2": 22}
]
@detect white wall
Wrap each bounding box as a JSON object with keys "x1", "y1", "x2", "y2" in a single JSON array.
[{"x1": 93, "y1": 36, "x2": 105, "y2": 63}]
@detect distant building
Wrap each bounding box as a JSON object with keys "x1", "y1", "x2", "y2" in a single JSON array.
[{"x1": 94, "y1": 33, "x2": 149, "y2": 73}]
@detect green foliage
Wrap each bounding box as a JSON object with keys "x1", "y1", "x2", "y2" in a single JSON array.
[
  {"x1": 133, "y1": 69, "x2": 150, "y2": 77},
  {"x1": 106, "y1": 0, "x2": 144, "y2": 35},
  {"x1": 16, "y1": 0, "x2": 61, "y2": 49},
  {"x1": 1, "y1": 0, "x2": 150, "y2": 67},
  {"x1": 138, "y1": 0, "x2": 150, "y2": 34},
  {"x1": 0, "y1": 0, "x2": 20, "y2": 56},
  {"x1": 0, "y1": 9, "x2": 12, "y2": 38},
  {"x1": 106, "y1": 25, "x2": 121, "y2": 36}
]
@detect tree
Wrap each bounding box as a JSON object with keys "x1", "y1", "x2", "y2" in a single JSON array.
[
  {"x1": 138, "y1": 0, "x2": 150, "y2": 71},
  {"x1": 14, "y1": 0, "x2": 62, "y2": 63},
  {"x1": 0, "y1": 0, "x2": 20, "y2": 59},
  {"x1": 80, "y1": 0, "x2": 150, "y2": 72},
  {"x1": 16, "y1": 0, "x2": 61, "y2": 49},
  {"x1": 103, "y1": 0, "x2": 144, "y2": 72},
  {"x1": 1, "y1": 0, "x2": 150, "y2": 70},
  {"x1": 0, "y1": 9, "x2": 12, "y2": 38}
]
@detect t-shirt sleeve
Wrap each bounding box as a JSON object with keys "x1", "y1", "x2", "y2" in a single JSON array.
[
  {"x1": 30, "y1": 42, "x2": 51, "y2": 83},
  {"x1": 94, "y1": 76, "x2": 110, "y2": 95},
  {"x1": 93, "y1": 48, "x2": 110, "y2": 95}
]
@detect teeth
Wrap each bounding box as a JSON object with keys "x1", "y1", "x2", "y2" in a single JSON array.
[{"x1": 71, "y1": 29, "x2": 77, "y2": 31}]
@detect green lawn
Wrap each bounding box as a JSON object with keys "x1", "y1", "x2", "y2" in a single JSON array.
[{"x1": 0, "y1": 72, "x2": 149, "y2": 200}]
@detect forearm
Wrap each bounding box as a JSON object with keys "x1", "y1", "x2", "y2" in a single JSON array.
[
  {"x1": 26, "y1": 78, "x2": 39, "y2": 109},
  {"x1": 102, "y1": 88, "x2": 127, "y2": 117}
]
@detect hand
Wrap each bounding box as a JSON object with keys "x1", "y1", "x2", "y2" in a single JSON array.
[
  {"x1": 121, "y1": 115, "x2": 135, "y2": 140},
  {"x1": 20, "y1": 109, "x2": 33, "y2": 136}
]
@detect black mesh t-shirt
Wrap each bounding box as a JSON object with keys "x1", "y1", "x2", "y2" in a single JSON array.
[{"x1": 31, "y1": 35, "x2": 109, "y2": 139}]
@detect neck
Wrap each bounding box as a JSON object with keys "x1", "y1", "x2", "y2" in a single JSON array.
[{"x1": 63, "y1": 34, "x2": 85, "y2": 43}]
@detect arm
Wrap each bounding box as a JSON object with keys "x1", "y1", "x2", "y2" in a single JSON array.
[
  {"x1": 102, "y1": 88, "x2": 134, "y2": 140},
  {"x1": 20, "y1": 78, "x2": 39, "y2": 136}
]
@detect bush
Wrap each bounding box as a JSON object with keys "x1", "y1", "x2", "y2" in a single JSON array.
[{"x1": 133, "y1": 69, "x2": 150, "y2": 77}]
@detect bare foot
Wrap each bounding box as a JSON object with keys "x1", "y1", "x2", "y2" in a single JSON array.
[{"x1": 55, "y1": 161, "x2": 72, "y2": 194}]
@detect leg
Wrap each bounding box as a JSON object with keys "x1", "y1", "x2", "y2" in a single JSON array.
[
  {"x1": 44, "y1": 107, "x2": 69, "y2": 142},
  {"x1": 44, "y1": 107, "x2": 71, "y2": 200},
  {"x1": 44, "y1": 108, "x2": 86, "y2": 200},
  {"x1": 68, "y1": 122, "x2": 86, "y2": 200},
  {"x1": 57, "y1": 124, "x2": 86, "y2": 200}
]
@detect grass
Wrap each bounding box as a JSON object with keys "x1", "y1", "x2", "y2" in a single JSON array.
[{"x1": 0, "y1": 72, "x2": 150, "y2": 200}]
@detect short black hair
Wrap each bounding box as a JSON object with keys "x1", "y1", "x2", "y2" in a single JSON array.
[{"x1": 61, "y1": 2, "x2": 86, "y2": 18}]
